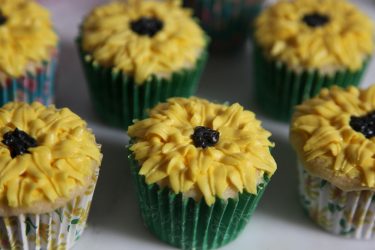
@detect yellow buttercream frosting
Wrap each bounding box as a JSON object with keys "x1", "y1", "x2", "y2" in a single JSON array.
[
  {"x1": 291, "y1": 85, "x2": 375, "y2": 191},
  {"x1": 128, "y1": 97, "x2": 277, "y2": 206},
  {"x1": 0, "y1": 0, "x2": 58, "y2": 77},
  {"x1": 255, "y1": 0, "x2": 373, "y2": 72},
  {"x1": 0, "y1": 102, "x2": 101, "y2": 211},
  {"x1": 81, "y1": 0, "x2": 206, "y2": 84}
]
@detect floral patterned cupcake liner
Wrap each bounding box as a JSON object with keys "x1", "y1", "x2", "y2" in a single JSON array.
[
  {"x1": 253, "y1": 43, "x2": 369, "y2": 122},
  {"x1": 0, "y1": 48, "x2": 58, "y2": 106},
  {"x1": 128, "y1": 151, "x2": 269, "y2": 250},
  {"x1": 0, "y1": 169, "x2": 99, "y2": 249},
  {"x1": 298, "y1": 163, "x2": 375, "y2": 239},
  {"x1": 184, "y1": 0, "x2": 262, "y2": 52},
  {"x1": 77, "y1": 39, "x2": 208, "y2": 129}
]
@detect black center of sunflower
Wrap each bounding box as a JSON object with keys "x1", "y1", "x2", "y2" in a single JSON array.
[
  {"x1": 191, "y1": 126, "x2": 220, "y2": 149},
  {"x1": 2, "y1": 128, "x2": 37, "y2": 158},
  {"x1": 130, "y1": 17, "x2": 164, "y2": 37},
  {"x1": 302, "y1": 13, "x2": 330, "y2": 28},
  {"x1": 0, "y1": 12, "x2": 7, "y2": 26},
  {"x1": 350, "y1": 111, "x2": 375, "y2": 138}
]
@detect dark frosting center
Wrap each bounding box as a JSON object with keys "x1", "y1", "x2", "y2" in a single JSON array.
[
  {"x1": 302, "y1": 13, "x2": 330, "y2": 28},
  {"x1": 350, "y1": 111, "x2": 375, "y2": 138},
  {"x1": 191, "y1": 126, "x2": 220, "y2": 149},
  {"x1": 0, "y1": 12, "x2": 7, "y2": 26},
  {"x1": 2, "y1": 128, "x2": 38, "y2": 158},
  {"x1": 130, "y1": 16, "x2": 164, "y2": 37}
]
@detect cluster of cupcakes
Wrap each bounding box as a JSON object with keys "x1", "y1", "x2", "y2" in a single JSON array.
[{"x1": 0, "y1": 0, "x2": 374, "y2": 249}]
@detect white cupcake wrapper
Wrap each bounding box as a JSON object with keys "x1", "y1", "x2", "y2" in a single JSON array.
[
  {"x1": 298, "y1": 163, "x2": 375, "y2": 239},
  {"x1": 0, "y1": 169, "x2": 98, "y2": 249}
]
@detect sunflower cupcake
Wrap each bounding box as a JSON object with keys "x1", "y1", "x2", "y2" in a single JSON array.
[
  {"x1": 0, "y1": 102, "x2": 102, "y2": 249},
  {"x1": 184, "y1": 0, "x2": 262, "y2": 52},
  {"x1": 291, "y1": 85, "x2": 375, "y2": 239},
  {"x1": 128, "y1": 97, "x2": 277, "y2": 249},
  {"x1": 78, "y1": 0, "x2": 208, "y2": 129},
  {"x1": 0, "y1": 0, "x2": 58, "y2": 105},
  {"x1": 254, "y1": 0, "x2": 373, "y2": 121}
]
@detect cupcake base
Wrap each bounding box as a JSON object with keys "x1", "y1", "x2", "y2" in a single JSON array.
[
  {"x1": 129, "y1": 152, "x2": 269, "y2": 250},
  {"x1": 184, "y1": 0, "x2": 262, "y2": 52},
  {"x1": 253, "y1": 43, "x2": 369, "y2": 122},
  {"x1": 298, "y1": 163, "x2": 375, "y2": 239},
  {"x1": 78, "y1": 41, "x2": 208, "y2": 129},
  {"x1": 0, "y1": 169, "x2": 99, "y2": 249},
  {"x1": 0, "y1": 48, "x2": 58, "y2": 106}
]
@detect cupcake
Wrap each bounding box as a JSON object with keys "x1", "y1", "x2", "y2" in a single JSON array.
[
  {"x1": 184, "y1": 0, "x2": 262, "y2": 52},
  {"x1": 0, "y1": 0, "x2": 58, "y2": 105},
  {"x1": 78, "y1": 0, "x2": 208, "y2": 129},
  {"x1": 290, "y1": 85, "x2": 375, "y2": 239},
  {"x1": 254, "y1": 0, "x2": 373, "y2": 121},
  {"x1": 0, "y1": 102, "x2": 102, "y2": 249},
  {"x1": 128, "y1": 97, "x2": 277, "y2": 249}
]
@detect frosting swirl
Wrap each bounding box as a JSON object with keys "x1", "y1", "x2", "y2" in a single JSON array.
[
  {"x1": 0, "y1": 102, "x2": 101, "y2": 214},
  {"x1": 81, "y1": 0, "x2": 206, "y2": 84},
  {"x1": 128, "y1": 97, "x2": 277, "y2": 206},
  {"x1": 0, "y1": 0, "x2": 58, "y2": 77},
  {"x1": 291, "y1": 85, "x2": 375, "y2": 191},
  {"x1": 255, "y1": 0, "x2": 373, "y2": 73}
]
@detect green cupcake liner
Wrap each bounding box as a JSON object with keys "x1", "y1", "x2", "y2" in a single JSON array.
[
  {"x1": 184, "y1": 0, "x2": 262, "y2": 52},
  {"x1": 253, "y1": 43, "x2": 369, "y2": 121},
  {"x1": 77, "y1": 39, "x2": 208, "y2": 129},
  {"x1": 128, "y1": 151, "x2": 269, "y2": 250}
]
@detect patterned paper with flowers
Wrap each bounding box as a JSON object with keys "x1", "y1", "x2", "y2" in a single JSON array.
[
  {"x1": 299, "y1": 167, "x2": 375, "y2": 239},
  {"x1": 0, "y1": 170, "x2": 98, "y2": 250}
]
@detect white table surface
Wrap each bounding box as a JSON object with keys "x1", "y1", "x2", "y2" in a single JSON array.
[{"x1": 43, "y1": 0, "x2": 375, "y2": 249}]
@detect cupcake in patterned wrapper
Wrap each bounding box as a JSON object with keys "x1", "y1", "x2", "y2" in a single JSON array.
[
  {"x1": 128, "y1": 97, "x2": 277, "y2": 249},
  {"x1": 78, "y1": 0, "x2": 209, "y2": 129},
  {"x1": 290, "y1": 85, "x2": 375, "y2": 239},
  {"x1": 183, "y1": 0, "x2": 262, "y2": 52},
  {"x1": 254, "y1": 0, "x2": 373, "y2": 121},
  {"x1": 0, "y1": 0, "x2": 59, "y2": 106},
  {"x1": 0, "y1": 102, "x2": 102, "y2": 249}
]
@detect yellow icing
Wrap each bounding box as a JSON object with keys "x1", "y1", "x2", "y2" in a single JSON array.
[
  {"x1": 128, "y1": 97, "x2": 277, "y2": 206},
  {"x1": 0, "y1": 0, "x2": 58, "y2": 77},
  {"x1": 81, "y1": 0, "x2": 206, "y2": 84},
  {"x1": 291, "y1": 85, "x2": 375, "y2": 191},
  {"x1": 255, "y1": 0, "x2": 373, "y2": 72},
  {"x1": 0, "y1": 102, "x2": 101, "y2": 208}
]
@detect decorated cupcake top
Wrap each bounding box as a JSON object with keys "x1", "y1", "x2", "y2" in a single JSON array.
[
  {"x1": 291, "y1": 85, "x2": 375, "y2": 192},
  {"x1": 255, "y1": 0, "x2": 373, "y2": 73},
  {"x1": 81, "y1": 0, "x2": 206, "y2": 84},
  {"x1": 0, "y1": 102, "x2": 101, "y2": 215},
  {"x1": 128, "y1": 97, "x2": 277, "y2": 205},
  {"x1": 0, "y1": 0, "x2": 58, "y2": 78}
]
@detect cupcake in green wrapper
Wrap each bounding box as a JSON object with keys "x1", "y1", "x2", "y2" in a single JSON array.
[
  {"x1": 128, "y1": 97, "x2": 277, "y2": 249},
  {"x1": 253, "y1": 0, "x2": 374, "y2": 121},
  {"x1": 78, "y1": 0, "x2": 208, "y2": 129},
  {"x1": 183, "y1": 0, "x2": 262, "y2": 52},
  {"x1": 0, "y1": 0, "x2": 59, "y2": 105}
]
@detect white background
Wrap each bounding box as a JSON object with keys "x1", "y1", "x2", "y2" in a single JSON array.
[{"x1": 42, "y1": 0, "x2": 375, "y2": 249}]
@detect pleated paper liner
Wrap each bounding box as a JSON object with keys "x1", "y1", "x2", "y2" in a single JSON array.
[
  {"x1": 78, "y1": 41, "x2": 208, "y2": 130},
  {"x1": 129, "y1": 153, "x2": 270, "y2": 250},
  {"x1": 184, "y1": 0, "x2": 262, "y2": 52},
  {"x1": 0, "y1": 49, "x2": 58, "y2": 106},
  {"x1": 0, "y1": 169, "x2": 99, "y2": 250},
  {"x1": 298, "y1": 163, "x2": 375, "y2": 239},
  {"x1": 253, "y1": 44, "x2": 369, "y2": 122}
]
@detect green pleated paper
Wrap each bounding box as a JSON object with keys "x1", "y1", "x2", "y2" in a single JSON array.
[
  {"x1": 128, "y1": 152, "x2": 269, "y2": 250},
  {"x1": 77, "y1": 40, "x2": 208, "y2": 129},
  {"x1": 253, "y1": 43, "x2": 369, "y2": 122},
  {"x1": 184, "y1": 0, "x2": 262, "y2": 52}
]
